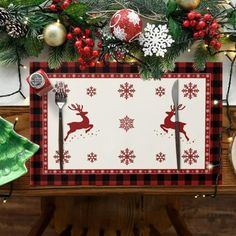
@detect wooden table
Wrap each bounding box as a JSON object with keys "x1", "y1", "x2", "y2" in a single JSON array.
[{"x1": 1, "y1": 106, "x2": 236, "y2": 196}]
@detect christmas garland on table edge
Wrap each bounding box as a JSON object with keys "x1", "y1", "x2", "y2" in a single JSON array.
[{"x1": 0, "y1": 0, "x2": 236, "y2": 79}]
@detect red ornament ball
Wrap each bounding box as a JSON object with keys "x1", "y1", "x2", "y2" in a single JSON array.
[{"x1": 110, "y1": 9, "x2": 142, "y2": 42}]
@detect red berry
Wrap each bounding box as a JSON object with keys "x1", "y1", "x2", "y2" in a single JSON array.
[
  {"x1": 211, "y1": 22, "x2": 219, "y2": 29},
  {"x1": 61, "y1": 1, "x2": 70, "y2": 10},
  {"x1": 96, "y1": 60, "x2": 104, "y2": 66},
  {"x1": 78, "y1": 47, "x2": 84, "y2": 54},
  {"x1": 78, "y1": 57, "x2": 85, "y2": 64},
  {"x1": 66, "y1": 33, "x2": 73, "y2": 40},
  {"x1": 84, "y1": 28, "x2": 91, "y2": 36},
  {"x1": 197, "y1": 21, "x2": 206, "y2": 29},
  {"x1": 73, "y1": 27, "x2": 81, "y2": 34},
  {"x1": 214, "y1": 41, "x2": 221, "y2": 50},
  {"x1": 89, "y1": 41, "x2": 94, "y2": 47},
  {"x1": 204, "y1": 14, "x2": 212, "y2": 21},
  {"x1": 89, "y1": 61, "x2": 96, "y2": 67},
  {"x1": 83, "y1": 46, "x2": 91, "y2": 55},
  {"x1": 209, "y1": 30, "x2": 217, "y2": 36},
  {"x1": 104, "y1": 53, "x2": 110, "y2": 60},
  {"x1": 79, "y1": 65, "x2": 86, "y2": 71},
  {"x1": 97, "y1": 41, "x2": 103, "y2": 48},
  {"x1": 190, "y1": 20, "x2": 197, "y2": 27},
  {"x1": 209, "y1": 39, "x2": 217, "y2": 47},
  {"x1": 216, "y1": 34, "x2": 221, "y2": 39},
  {"x1": 85, "y1": 38, "x2": 92, "y2": 45},
  {"x1": 182, "y1": 20, "x2": 190, "y2": 28},
  {"x1": 195, "y1": 12, "x2": 202, "y2": 19},
  {"x1": 92, "y1": 50, "x2": 99, "y2": 57},
  {"x1": 187, "y1": 12, "x2": 196, "y2": 20},
  {"x1": 49, "y1": 4, "x2": 57, "y2": 11},
  {"x1": 193, "y1": 32, "x2": 200, "y2": 38},
  {"x1": 75, "y1": 40, "x2": 83, "y2": 48},
  {"x1": 198, "y1": 30, "x2": 205, "y2": 37}
]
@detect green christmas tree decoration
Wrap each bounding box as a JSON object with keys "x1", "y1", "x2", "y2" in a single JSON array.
[{"x1": 0, "y1": 117, "x2": 39, "y2": 186}]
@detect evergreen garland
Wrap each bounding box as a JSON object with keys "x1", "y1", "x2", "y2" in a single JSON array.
[{"x1": 0, "y1": 0, "x2": 235, "y2": 79}]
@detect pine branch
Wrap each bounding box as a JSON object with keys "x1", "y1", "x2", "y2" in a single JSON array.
[
  {"x1": 64, "y1": 41, "x2": 78, "y2": 62},
  {"x1": 48, "y1": 45, "x2": 66, "y2": 69},
  {"x1": 193, "y1": 43, "x2": 217, "y2": 71},
  {"x1": 197, "y1": 0, "x2": 225, "y2": 15},
  {"x1": 23, "y1": 37, "x2": 44, "y2": 57}
]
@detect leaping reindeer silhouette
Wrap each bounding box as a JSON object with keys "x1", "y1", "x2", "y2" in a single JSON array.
[
  {"x1": 160, "y1": 104, "x2": 189, "y2": 141},
  {"x1": 64, "y1": 103, "x2": 93, "y2": 141}
]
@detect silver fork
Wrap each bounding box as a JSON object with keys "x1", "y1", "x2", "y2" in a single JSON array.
[{"x1": 55, "y1": 91, "x2": 67, "y2": 170}]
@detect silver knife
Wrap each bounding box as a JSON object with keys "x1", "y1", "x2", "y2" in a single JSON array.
[{"x1": 172, "y1": 80, "x2": 181, "y2": 170}]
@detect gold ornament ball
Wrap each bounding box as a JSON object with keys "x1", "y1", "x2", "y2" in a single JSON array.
[
  {"x1": 43, "y1": 22, "x2": 67, "y2": 47},
  {"x1": 176, "y1": 0, "x2": 201, "y2": 10}
]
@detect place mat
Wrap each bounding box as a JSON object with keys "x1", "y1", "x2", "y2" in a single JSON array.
[{"x1": 30, "y1": 62, "x2": 222, "y2": 186}]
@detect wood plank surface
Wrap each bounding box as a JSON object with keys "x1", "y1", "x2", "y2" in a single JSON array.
[
  {"x1": 1, "y1": 195, "x2": 236, "y2": 236},
  {"x1": 0, "y1": 106, "x2": 236, "y2": 196}
]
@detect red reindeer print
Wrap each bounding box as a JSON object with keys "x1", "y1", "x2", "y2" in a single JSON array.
[
  {"x1": 64, "y1": 103, "x2": 93, "y2": 141},
  {"x1": 160, "y1": 104, "x2": 189, "y2": 141}
]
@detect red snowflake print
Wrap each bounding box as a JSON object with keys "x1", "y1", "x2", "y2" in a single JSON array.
[
  {"x1": 182, "y1": 82, "x2": 199, "y2": 99},
  {"x1": 53, "y1": 81, "x2": 70, "y2": 94},
  {"x1": 119, "y1": 148, "x2": 136, "y2": 165},
  {"x1": 87, "y1": 152, "x2": 97, "y2": 163},
  {"x1": 118, "y1": 82, "x2": 135, "y2": 99},
  {"x1": 182, "y1": 148, "x2": 199, "y2": 165},
  {"x1": 119, "y1": 115, "x2": 134, "y2": 132},
  {"x1": 53, "y1": 150, "x2": 71, "y2": 164},
  {"x1": 155, "y1": 86, "x2": 165, "y2": 97},
  {"x1": 155, "y1": 152, "x2": 166, "y2": 163},
  {"x1": 87, "y1": 86, "x2": 96, "y2": 97}
]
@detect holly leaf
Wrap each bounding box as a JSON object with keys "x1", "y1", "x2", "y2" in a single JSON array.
[
  {"x1": 64, "y1": 3, "x2": 88, "y2": 22},
  {"x1": 167, "y1": 0, "x2": 177, "y2": 16},
  {"x1": 168, "y1": 17, "x2": 182, "y2": 39}
]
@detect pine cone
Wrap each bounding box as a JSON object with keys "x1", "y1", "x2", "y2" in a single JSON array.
[
  {"x1": 5, "y1": 20, "x2": 26, "y2": 38},
  {"x1": 0, "y1": 8, "x2": 10, "y2": 27}
]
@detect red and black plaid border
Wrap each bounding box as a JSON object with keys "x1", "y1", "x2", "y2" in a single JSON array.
[{"x1": 30, "y1": 62, "x2": 222, "y2": 186}]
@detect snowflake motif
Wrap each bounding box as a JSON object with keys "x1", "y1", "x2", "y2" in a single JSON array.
[
  {"x1": 118, "y1": 82, "x2": 135, "y2": 99},
  {"x1": 119, "y1": 148, "x2": 136, "y2": 165},
  {"x1": 156, "y1": 152, "x2": 166, "y2": 163},
  {"x1": 53, "y1": 82, "x2": 70, "y2": 94},
  {"x1": 119, "y1": 115, "x2": 134, "y2": 132},
  {"x1": 182, "y1": 148, "x2": 199, "y2": 165},
  {"x1": 182, "y1": 82, "x2": 199, "y2": 99},
  {"x1": 53, "y1": 150, "x2": 71, "y2": 164},
  {"x1": 87, "y1": 152, "x2": 97, "y2": 163},
  {"x1": 155, "y1": 86, "x2": 165, "y2": 97},
  {"x1": 139, "y1": 23, "x2": 174, "y2": 57},
  {"x1": 127, "y1": 10, "x2": 140, "y2": 26},
  {"x1": 113, "y1": 25, "x2": 127, "y2": 41},
  {"x1": 87, "y1": 86, "x2": 96, "y2": 97}
]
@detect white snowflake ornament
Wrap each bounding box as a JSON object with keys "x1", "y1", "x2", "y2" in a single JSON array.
[
  {"x1": 110, "y1": 9, "x2": 142, "y2": 42},
  {"x1": 139, "y1": 23, "x2": 175, "y2": 57}
]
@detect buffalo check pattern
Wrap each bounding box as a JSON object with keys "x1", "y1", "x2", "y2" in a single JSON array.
[{"x1": 30, "y1": 62, "x2": 222, "y2": 186}]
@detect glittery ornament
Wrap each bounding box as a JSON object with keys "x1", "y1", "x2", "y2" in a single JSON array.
[{"x1": 110, "y1": 9, "x2": 142, "y2": 42}]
